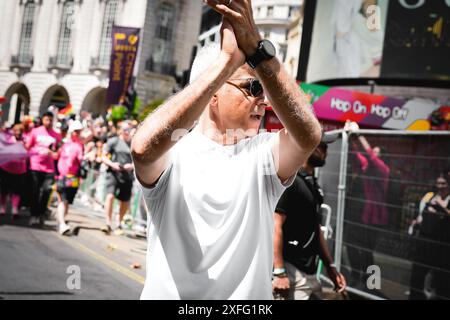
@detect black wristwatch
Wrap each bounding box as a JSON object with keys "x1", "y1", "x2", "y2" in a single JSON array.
[{"x1": 246, "y1": 39, "x2": 276, "y2": 69}]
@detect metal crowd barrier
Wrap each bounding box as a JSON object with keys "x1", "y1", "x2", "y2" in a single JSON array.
[{"x1": 317, "y1": 130, "x2": 450, "y2": 300}]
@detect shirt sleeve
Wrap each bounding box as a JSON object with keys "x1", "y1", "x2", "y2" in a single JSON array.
[
  {"x1": 27, "y1": 130, "x2": 35, "y2": 149},
  {"x1": 55, "y1": 133, "x2": 62, "y2": 147},
  {"x1": 257, "y1": 133, "x2": 296, "y2": 204},
  {"x1": 135, "y1": 149, "x2": 175, "y2": 201},
  {"x1": 366, "y1": 147, "x2": 390, "y2": 178},
  {"x1": 275, "y1": 185, "x2": 294, "y2": 216},
  {"x1": 104, "y1": 137, "x2": 116, "y2": 155},
  {"x1": 355, "y1": 151, "x2": 369, "y2": 172}
]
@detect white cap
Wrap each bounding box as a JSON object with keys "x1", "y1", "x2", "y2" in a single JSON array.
[{"x1": 69, "y1": 120, "x2": 84, "y2": 132}]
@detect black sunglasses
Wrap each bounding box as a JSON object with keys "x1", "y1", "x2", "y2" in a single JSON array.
[{"x1": 227, "y1": 78, "x2": 264, "y2": 98}]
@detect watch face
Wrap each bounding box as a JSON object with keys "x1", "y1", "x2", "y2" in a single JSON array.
[{"x1": 261, "y1": 40, "x2": 276, "y2": 58}]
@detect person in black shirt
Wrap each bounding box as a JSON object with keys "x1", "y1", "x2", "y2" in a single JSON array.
[
  {"x1": 273, "y1": 133, "x2": 347, "y2": 300},
  {"x1": 409, "y1": 174, "x2": 450, "y2": 300}
]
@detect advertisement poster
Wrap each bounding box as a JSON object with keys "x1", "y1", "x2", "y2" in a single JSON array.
[{"x1": 301, "y1": 83, "x2": 448, "y2": 130}]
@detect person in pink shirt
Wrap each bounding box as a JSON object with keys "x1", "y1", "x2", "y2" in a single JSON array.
[
  {"x1": 19, "y1": 116, "x2": 35, "y2": 210},
  {"x1": 345, "y1": 121, "x2": 390, "y2": 225},
  {"x1": 0, "y1": 124, "x2": 27, "y2": 218},
  {"x1": 26, "y1": 111, "x2": 62, "y2": 226},
  {"x1": 21, "y1": 115, "x2": 34, "y2": 146},
  {"x1": 55, "y1": 120, "x2": 84, "y2": 235},
  {"x1": 344, "y1": 121, "x2": 390, "y2": 286}
]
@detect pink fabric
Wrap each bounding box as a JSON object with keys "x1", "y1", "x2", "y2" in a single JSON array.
[
  {"x1": 57, "y1": 139, "x2": 84, "y2": 177},
  {"x1": 27, "y1": 126, "x2": 61, "y2": 173},
  {"x1": 0, "y1": 194, "x2": 20, "y2": 213},
  {"x1": 0, "y1": 132, "x2": 27, "y2": 174},
  {"x1": 22, "y1": 130, "x2": 32, "y2": 146},
  {"x1": 11, "y1": 194, "x2": 20, "y2": 211},
  {"x1": 356, "y1": 148, "x2": 390, "y2": 225}
]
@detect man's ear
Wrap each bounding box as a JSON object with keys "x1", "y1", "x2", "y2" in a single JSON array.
[{"x1": 210, "y1": 94, "x2": 219, "y2": 109}]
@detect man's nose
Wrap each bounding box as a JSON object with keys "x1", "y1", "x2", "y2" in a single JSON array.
[{"x1": 255, "y1": 95, "x2": 267, "y2": 105}]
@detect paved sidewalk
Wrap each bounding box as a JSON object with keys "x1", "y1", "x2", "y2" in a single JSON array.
[
  {"x1": 0, "y1": 208, "x2": 146, "y2": 299},
  {"x1": 61, "y1": 204, "x2": 148, "y2": 272}
]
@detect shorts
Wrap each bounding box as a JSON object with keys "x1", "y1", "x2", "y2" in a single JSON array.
[
  {"x1": 57, "y1": 186, "x2": 78, "y2": 204},
  {"x1": 273, "y1": 261, "x2": 322, "y2": 300},
  {"x1": 105, "y1": 173, "x2": 133, "y2": 202},
  {"x1": 0, "y1": 169, "x2": 25, "y2": 195},
  {"x1": 56, "y1": 177, "x2": 79, "y2": 204}
]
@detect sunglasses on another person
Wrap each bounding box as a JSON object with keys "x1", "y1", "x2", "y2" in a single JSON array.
[{"x1": 226, "y1": 78, "x2": 264, "y2": 98}]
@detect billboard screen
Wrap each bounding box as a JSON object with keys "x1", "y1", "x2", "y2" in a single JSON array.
[
  {"x1": 381, "y1": 0, "x2": 450, "y2": 80},
  {"x1": 302, "y1": 0, "x2": 450, "y2": 83}
]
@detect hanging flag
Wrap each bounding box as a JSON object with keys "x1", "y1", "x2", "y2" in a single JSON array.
[
  {"x1": 58, "y1": 103, "x2": 73, "y2": 116},
  {"x1": 0, "y1": 96, "x2": 5, "y2": 116},
  {"x1": 105, "y1": 26, "x2": 140, "y2": 107}
]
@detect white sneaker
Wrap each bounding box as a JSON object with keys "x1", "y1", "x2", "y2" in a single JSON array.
[{"x1": 59, "y1": 223, "x2": 71, "y2": 236}]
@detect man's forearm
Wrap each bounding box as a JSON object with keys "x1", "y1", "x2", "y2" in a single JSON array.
[
  {"x1": 317, "y1": 227, "x2": 334, "y2": 267},
  {"x1": 273, "y1": 230, "x2": 285, "y2": 269},
  {"x1": 102, "y1": 156, "x2": 115, "y2": 168},
  {"x1": 357, "y1": 135, "x2": 371, "y2": 151},
  {"x1": 256, "y1": 58, "x2": 322, "y2": 150},
  {"x1": 273, "y1": 215, "x2": 285, "y2": 269},
  {"x1": 132, "y1": 57, "x2": 236, "y2": 163}
]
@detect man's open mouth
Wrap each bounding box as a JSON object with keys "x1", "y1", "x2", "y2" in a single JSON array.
[{"x1": 250, "y1": 114, "x2": 263, "y2": 121}]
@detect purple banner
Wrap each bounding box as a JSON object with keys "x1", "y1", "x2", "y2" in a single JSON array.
[
  {"x1": 105, "y1": 26, "x2": 140, "y2": 107},
  {"x1": 0, "y1": 132, "x2": 28, "y2": 165}
]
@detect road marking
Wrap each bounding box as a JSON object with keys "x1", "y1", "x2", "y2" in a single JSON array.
[{"x1": 57, "y1": 235, "x2": 145, "y2": 285}]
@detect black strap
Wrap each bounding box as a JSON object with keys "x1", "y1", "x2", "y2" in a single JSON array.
[{"x1": 298, "y1": 171, "x2": 324, "y2": 208}]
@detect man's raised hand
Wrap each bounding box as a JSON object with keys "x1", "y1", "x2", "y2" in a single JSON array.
[
  {"x1": 205, "y1": 0, "x2": 261, "y2": 57},
  {"x1": 219, "y1": 18, "x2": 245, "y2": 69}
]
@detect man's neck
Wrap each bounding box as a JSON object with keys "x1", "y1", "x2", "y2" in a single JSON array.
[
  {"x1": 198, "y1": 114, "x2": 247, "y2": 146},
  {"x1": 303, "y1": 163, "x2": 314, "y2": 175}
]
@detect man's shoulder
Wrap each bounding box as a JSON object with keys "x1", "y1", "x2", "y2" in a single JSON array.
[
  {"x1": 239, "y1": 132, "x2": 277, "y2": 152},
  {"x1": 281, "y1": 174, "x2": 310, "y2": 200},
  {"x1": 30, "y1": 127, "x2": 41, "y2": 135},
  {"x1": 170, "y1": 130, "x2": 198, "y2": 152},
  {"x1": 107, "y1": 136, "x2": 120, "y2": 145},
  {"x1": 252, "y1": 132, "x2": 277, "y2": 144},
  {"x1": 74, "y1": 141, "x2": 84, "y2": 151},
  {"x1": 51, "y1": 129, "x2": 62, "y2": 140}
]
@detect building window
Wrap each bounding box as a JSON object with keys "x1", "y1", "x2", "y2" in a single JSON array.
[
  {"x1": 56, "y1": 1, "x2": 75, "y2": 67},
  {"x1": 264, "y1": 29, "x2": 270, "y2": 39},
  {"x1": 98, "y1": 0, "x2": 119, "y2": 67},
  {"x1": 155, "y1": 3, "x2": 175, "y2": 42},
  {"x1": 267, "y1": 6, "x2": 273, "y2": 17},
  {"x1": 289, "y1": 6, "x2": 298, "y2": 18},
  {"x1": 150, "y1": 3, "x2": 176, "y2": 73},
  {"x1": 18, "y1": 1, "x2": 36, "y2": 65}
]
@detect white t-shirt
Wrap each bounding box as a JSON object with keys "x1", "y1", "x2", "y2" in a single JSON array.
[{"x1": 138, "y1": 130, "x2": 293, "y2": 300}]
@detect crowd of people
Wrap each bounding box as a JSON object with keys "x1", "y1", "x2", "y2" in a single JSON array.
[{"x1": 0, "y1": 108, "x2": 138, "y2": 236}]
